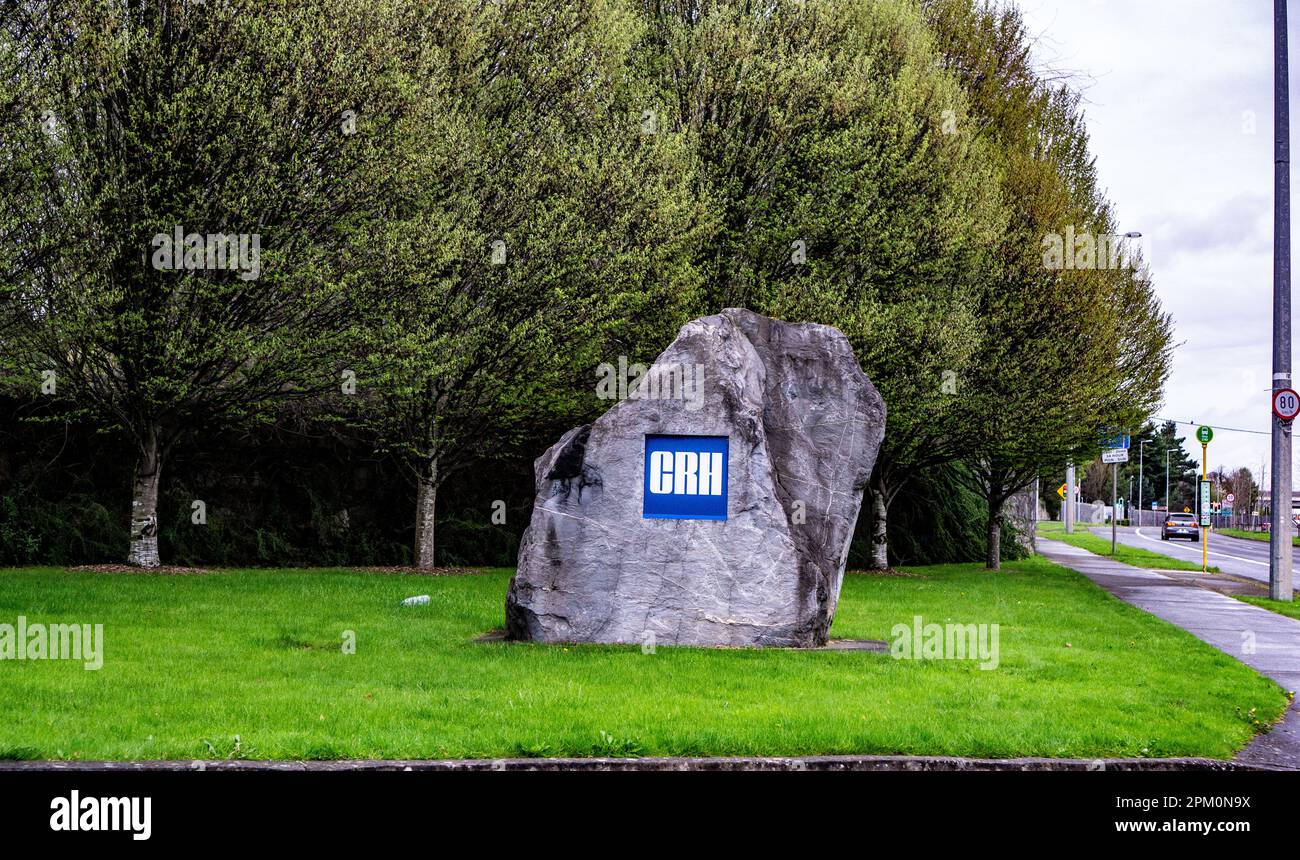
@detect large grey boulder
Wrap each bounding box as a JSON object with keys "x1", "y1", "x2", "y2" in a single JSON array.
[{"x1": 505, "y1": 308, "x2": 885, "y2": 648}]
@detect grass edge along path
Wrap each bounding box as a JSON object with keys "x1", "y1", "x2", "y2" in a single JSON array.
[
  {"x1": 1218, "y1": 527, "x2": 1300, "y2": 547},
  {"x1": 0, "y1": 560, "x2": 1283, "y2": 761},
  {"x1": 1237, "y1": 595, "x2": 1300, "y2": 622},
  {"x1": 1037, "y1": 521, "x2": 1220, "y2": 573}
]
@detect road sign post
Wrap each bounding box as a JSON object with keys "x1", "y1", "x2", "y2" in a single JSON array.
[
  {"x1": 1138, "y1": 440, "x2": 1144, "y2": 527},
  {"x1": 1099, "y1": 433, "x2": 1131, "y2": 554},
  {"x1": 1111, "y1": 461, "x2": 1118, "y2": 555},
  {"x1": 1197, "y1": 426, "x2": 1212, "y2": 574}
]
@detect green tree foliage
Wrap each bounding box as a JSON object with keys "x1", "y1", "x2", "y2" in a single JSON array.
[
  {"x1": 0, "y1": 0, "x2": 1180, "y2": 573},
  {"x1": 0, "y1": 0, "x2": 435, "y2": 566},
  {"x1": 344, "y1": 0, "x2": 708, "y2": 567},
  {"x1": 925, "y1": 0, "x2": 1173, "y2": 567},
  {"x1": 638, "y1": 0, "x2": 1006, "y2": 569},
  {"x1": 1209, "y1": 465, "x2": 1259, "y2": 516},
  {"x1": 849, "y1": 461, "x2": 1027, "y2": 568}
]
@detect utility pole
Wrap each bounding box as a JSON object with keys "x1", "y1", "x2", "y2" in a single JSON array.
[
  {"x1": 1065, "y1": 462, "x2": 1076, "y2": 534},
  {"x1": 1166, "y1": 449, "x2": 1171, "y2": 513},
  {"x1": 1271, "y1": 0, "x2": 1294, "y2": 601}
]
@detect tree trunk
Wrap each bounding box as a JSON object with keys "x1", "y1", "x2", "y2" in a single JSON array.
[
  {"x1": 127, "y1": 425, "x2": 163, "y2": 568},
  {"x1": 413, "y1": 458, "x2": 438, "y2": 569},
  {"x1": 869, "y1": 482, "x2": 890, "y2": 570},
  {"x1": 986, "y1": 496, "x2": 1003, "y2": 571}
]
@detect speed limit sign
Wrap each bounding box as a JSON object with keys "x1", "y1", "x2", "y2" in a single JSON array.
[{"x1": 1274, "y1": 388, "x2": 1300, "y2": 422}]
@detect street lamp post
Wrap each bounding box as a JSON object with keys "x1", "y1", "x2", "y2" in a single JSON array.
[
  {"x1": 1138, "y1": 439, "x2": 1150, "y2": 526},
  {"x1": 1119, "y1": 231, "x2": 1143, "y2": 272},
  {"x1": 1170, "y1": 452, "x2": 1180, "y2": 519}
]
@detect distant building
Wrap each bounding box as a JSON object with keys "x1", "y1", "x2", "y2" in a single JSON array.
[{"x1": 1258, "y1": 489, "x2": 1300, "y2": 515}]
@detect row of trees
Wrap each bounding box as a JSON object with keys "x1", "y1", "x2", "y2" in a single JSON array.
[{"x1": 0, "y1": 0, "x2": 1173, "y2": 570}]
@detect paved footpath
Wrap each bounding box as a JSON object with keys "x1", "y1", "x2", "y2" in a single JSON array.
[
  {"x1": 1038, "y1": 538, "x2": 1300, "y2": 769},
  {"x1": 1090, "y1": 525, "x2": 1297, "y2": 591}
]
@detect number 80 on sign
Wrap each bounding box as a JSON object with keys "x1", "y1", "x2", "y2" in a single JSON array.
[{"x1": 1274, "y1": 388, "x2": 1300, "y2": 422}]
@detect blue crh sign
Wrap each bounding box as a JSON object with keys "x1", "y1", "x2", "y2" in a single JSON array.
[{"x1": 643, "y1": 434, "x2": 728, "y2": 520}]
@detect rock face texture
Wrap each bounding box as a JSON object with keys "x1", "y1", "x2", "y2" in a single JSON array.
[{"x1": 505, "y1": 309, "x2": 885, "y2": 648}]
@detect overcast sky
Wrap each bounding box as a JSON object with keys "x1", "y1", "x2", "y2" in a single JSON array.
[{"x1": 1012, "y1": 0, "x2": 1288, "y2": 489}]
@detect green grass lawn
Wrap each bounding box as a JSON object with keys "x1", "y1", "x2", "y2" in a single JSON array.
[
  {"x1": 0, "y1": 559, "x2": 1283, "y2": 761},
  {"x1": 1217, "y1": 527, "x2": 1300, "y2": 547},
  {"x1": 1037, "y1": 521, "x2": 1220, "y2": 573},
  {"x1": 1237, "y1": 596, "x2": 1300, "y2": 621}
]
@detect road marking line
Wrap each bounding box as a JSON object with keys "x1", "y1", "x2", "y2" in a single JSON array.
[{"x1": 1132, "y1": 528, "x2": 1267, "y2": 566}]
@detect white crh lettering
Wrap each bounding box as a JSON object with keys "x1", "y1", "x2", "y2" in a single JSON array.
[
  {"x1": 649, "y1": 450, "x2": 672, "y2": 494},
  {"x1": 698, "y1": 450, "x2": 722, "y2": 495},
  {"x1": 648, "y1": 450, "x2": 723, "y2": 496},
  {"x1": 673, "y1": 451, "x2": 697, "y2": 495}
]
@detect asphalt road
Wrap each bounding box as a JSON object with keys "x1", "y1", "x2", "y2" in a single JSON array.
[{"x1": 1089, "y1": 525, "x2": 1298, "y2": 589}]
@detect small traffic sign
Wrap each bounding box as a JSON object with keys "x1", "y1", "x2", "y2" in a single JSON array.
[
  {"x1": 1057, "y1": 483, "x2": 1067, "y2": 500},
  {"x1": 1183, "y1": 506, "x2": 1191, "y2": 513},
  {"x1": 1196, "y1": 425, "x2": 1214, "y2": 444},
  {"x1": 1101, "y1": 449, "x2": 1129, "y2": 464},
  {"x1": 1226, "y1": 493, "x2": 1236, "y2": 504},
  {"x1": 1273, "y1": 388, "x2": 1300, "y2": 422}
]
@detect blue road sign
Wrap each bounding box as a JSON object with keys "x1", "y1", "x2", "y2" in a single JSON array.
[
  {"x1": 643, "y1": 435, "x2": 728, "y2": 520},
  {"x1": 1101, "y1": 433, "x2": 1131, "y2": 450}
]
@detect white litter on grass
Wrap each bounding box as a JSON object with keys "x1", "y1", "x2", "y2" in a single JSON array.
[{"x1": 400, "y1": 595, "x2": 430, "y2": 606}]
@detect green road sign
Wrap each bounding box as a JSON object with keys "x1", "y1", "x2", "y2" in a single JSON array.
[{"x1": 1196, "y1": 425, "x2": 1213, "y2": 444}]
